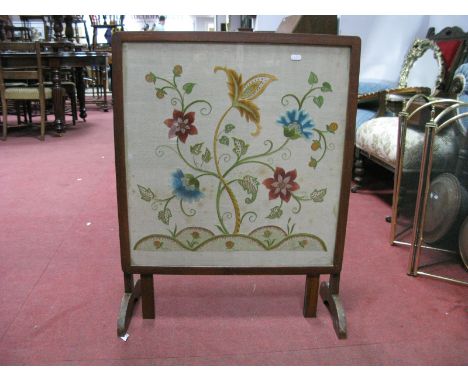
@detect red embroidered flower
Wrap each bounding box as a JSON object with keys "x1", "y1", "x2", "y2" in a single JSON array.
[
  {"x1": 164, "y1": 110, "x2": 198, "y2": 143},
  {"x1": 262, "y1": 167, "x2": 300, "y2": 203}
]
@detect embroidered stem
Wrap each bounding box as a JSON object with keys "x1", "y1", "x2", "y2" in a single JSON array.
[{"x1": 213, "y1": 106, "x2": 242, "y2": 234}]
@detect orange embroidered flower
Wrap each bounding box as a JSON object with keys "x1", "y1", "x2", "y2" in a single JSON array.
[
  {"x1": 327, "y1": 122, "x2": 338, "y2": 133},
  {"x1": 311, "y1": 140, "x2": 321, "y2": 151},
  {"x1": 225, "y1": 240, "x2": 235, "y2": 249}
]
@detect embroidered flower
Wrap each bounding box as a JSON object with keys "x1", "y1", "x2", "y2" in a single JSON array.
[
  {"x1": 145, "y1": 72, "x2": 156, "y2": 83},
  {"x1": 326, "y1": 122, "x2": 338, "y2": 133},
  {"x1": 164, "y1": 110, "x2": 198, "y2": 143},
  {"x1": 225, "y1": 240, "x2": 235, "y2": 249},
  {"x1": 156, "y1": 89, "x2": 166, "y2": 99},
  {"x1": 277, "y1": 109, "x2": 314, "y2": 140},
  {"x1": 262, "y1": 167, "x2": 300, "y2": 203},
  {"x1": 173, "y1": 65, "x2": 183, "y2": 76},
  {"x1": 171, "y1": 169, "x2": 203, "y2": 202}
]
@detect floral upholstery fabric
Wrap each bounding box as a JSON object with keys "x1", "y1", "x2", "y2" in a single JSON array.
[
  {"x1": 356, "y1": 108, "x2": 378, "y2": 130},
  {"x1": 356, "y1": 116, "x2": 458, "y2": 170}
]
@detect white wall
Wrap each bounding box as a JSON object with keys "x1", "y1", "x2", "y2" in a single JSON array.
[
  {"x1": 339, "y1": 15, "x2": 468, "y2": 83},
  {"x1": 254, "y1": 15, "x2": 286, "y2": 31}
]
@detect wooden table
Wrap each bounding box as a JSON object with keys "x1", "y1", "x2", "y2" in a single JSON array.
[{"x1": 0, "y1": 50, "x2": 110, "y2": 134}]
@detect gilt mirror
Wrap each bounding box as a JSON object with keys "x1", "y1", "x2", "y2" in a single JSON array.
[{"x1": 398, "y1": 39, "x2": 444, "y2": 95}]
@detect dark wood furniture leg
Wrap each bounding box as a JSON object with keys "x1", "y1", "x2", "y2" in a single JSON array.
[
  {"x1": 117, "y1": 273, "x2": 141, "y2": 337},
  {"x1": 51, "y1": 68, "x2": 65, "y2": 135},
  {"x1": 74, "y1": 67, "x2": 87, "y2": 121},
  {"x1": 141, "y1": 274, "x2": 155, "y2": 319},
  {"x1": 351, "y1": 148, "x2": 364, "y2": 193},
  {"x1": 102, "y1": 65, "x2": 109, "y2": 112},
  {"x1": 320, "y1": 273, "x2": 347, "y2": 339},
  {"x1": 303, "y1": 274, "x2": 320, "y2": 317}
]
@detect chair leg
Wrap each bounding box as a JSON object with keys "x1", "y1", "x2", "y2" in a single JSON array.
[
  {"x1": 352, "y1": 148, "x2": 365, "y2": 193},
  {"x1": 15, "y1": 101, "x2": 21, "y2": 125},
  {"x1": 39, "y1": 100, "x2": 46, "y2": 141},
  {"x1": 71, "y1": 93, "x2": 77, "y2": 125},
  {"x1": 2, "y1": 98, "x2": 8, "y2": 141}
]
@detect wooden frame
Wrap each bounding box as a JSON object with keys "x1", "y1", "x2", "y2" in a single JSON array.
[{"x1": 112, "y1": 31, "x2": 360, "y2": 339}]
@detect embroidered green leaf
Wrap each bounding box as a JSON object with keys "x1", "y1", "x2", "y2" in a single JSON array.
[
  {"x1": 190, "y1": 142, "x2": 204, "y2": 155},
  {"x1": 321, "y1": 82, "x2": 332, "y2": 92},
  {"x1": 186, "y1": 240, "x2": 199, "y2": 248},
  {"x1": 182, "y1": 82, "x2": 196, "y2": 94},
  {"x1": 308, "y1": 71, "x2": 318, "y2": 85},
  {"x1": 215, "y1": 224, "x2": 227, "y2": 234},
  {"x1": 137, "y1": 185, "x2": 154, "y2": 202},
  {"x1": 219, "y1": 135, "x2": 229, "y2": 145},
  {"x1": 232, "y1": 137, "x2": 249, "y2": 159},
  {"x1": 313, "y1": 96, "x2": 324, "y2": 108},
  {"x1": 202, "y1": 148, "x2": 212, "y2": 163},
  {"x1": 310, "y1": 188, "x2": 327, "y2": 202},
  {"x1": 237, "y1": 175, "x2": 259, "y2": 204},
  {"x1": 158, "y1": 208, "x2": 172, "y2": 225},
  {"x1": 266, "y1": 206, "x2": 283, "y2": 219},
  {"x1": 224, "y1": 123, "x2": 235, "y2": 133},
  {"x1": 166, "y1": 224, "x2": 178, "y2": 238}
]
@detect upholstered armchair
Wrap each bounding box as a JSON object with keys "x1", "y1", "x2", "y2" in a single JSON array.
[{"x1": 353, "y1": 27, "x2": 468, "y2": 191}]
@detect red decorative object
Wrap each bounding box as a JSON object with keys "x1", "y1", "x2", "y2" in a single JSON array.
[{"x1": 436, "y1": 39, "x2": 462, "y2": 70}]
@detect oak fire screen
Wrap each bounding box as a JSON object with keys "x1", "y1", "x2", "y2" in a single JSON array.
[{"x1": 113, "y1": 32, "x2": 360, "y2": 339}]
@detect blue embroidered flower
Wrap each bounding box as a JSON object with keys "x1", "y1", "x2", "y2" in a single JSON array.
[
  {"x1": 277, "y1": 109, "x2": 314, "y2": 140},
  {"x1": 171, "y1": 169, "x2": 203, "y2": 202}
]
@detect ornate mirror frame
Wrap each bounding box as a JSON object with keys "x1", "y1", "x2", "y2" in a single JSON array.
[{"x1": 398, "y1": 39, "x2": 445, "y2": 94}]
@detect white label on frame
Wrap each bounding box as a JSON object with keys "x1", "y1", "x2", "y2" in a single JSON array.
[{"x1": 291, "y1": 54, "x2": 302, "y2": 61}]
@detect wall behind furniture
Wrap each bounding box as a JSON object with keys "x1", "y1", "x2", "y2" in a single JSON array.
[
  {"x1": 339, "y1": 15, "x2": 468, "y2": 84},
  {"x1": 254, "y1": 15, "x2": 468, "y2": 84}
]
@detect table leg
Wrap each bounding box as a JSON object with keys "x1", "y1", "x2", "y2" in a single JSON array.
[
  {"x1": 52, "y1": 68, "x2": 65, "y2": 135},
  {"x1": 102, "y1": 65, "x2": 109, "y2": 112},
  {"x1": 75, "y1": 67, "x2": 87, "y2": 121}
]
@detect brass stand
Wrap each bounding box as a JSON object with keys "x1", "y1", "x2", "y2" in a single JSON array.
[{"x1": 407, "y1": 102, "x2": 468, "y2": 286}]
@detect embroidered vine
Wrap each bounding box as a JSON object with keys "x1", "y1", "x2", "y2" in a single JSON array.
[{"x1": 135, "y1": 65, "x2": 340, "y2": 252}]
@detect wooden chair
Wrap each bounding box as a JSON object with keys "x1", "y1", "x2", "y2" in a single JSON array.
[
  {"x1": 0, "y1": 41, "x2": 52, "y2": 140},
  {"x1": 3, "y1": 25, "x2": 32, "y2": 42}
]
